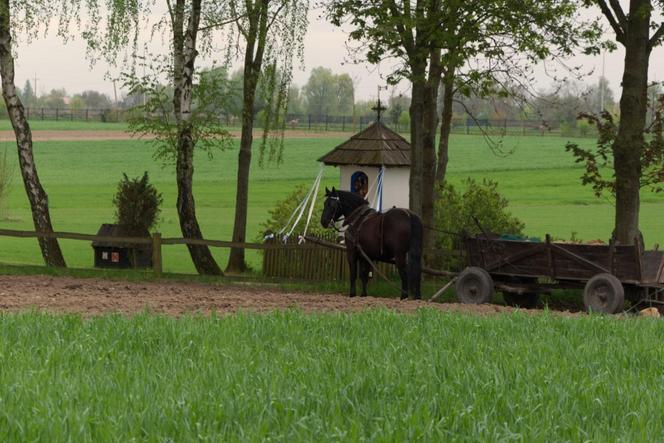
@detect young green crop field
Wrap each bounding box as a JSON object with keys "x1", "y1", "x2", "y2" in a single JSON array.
[
  {"x1": 0, "y1": 130, "x2": 662, "y2": 273},
  {"x1": 1, "y1": 310, "x2": 663, "y2": 441}
]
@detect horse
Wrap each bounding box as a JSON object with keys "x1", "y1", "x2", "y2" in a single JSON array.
[{"x1": 320, "y1": 187, "x2": 422, "y2": 299}]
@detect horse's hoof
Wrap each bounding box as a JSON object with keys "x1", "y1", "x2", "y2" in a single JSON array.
[
  {"x1": 360, "y1": 294, "x2": 367, "y2": 297},
  {"x1": 400, "y1": 296, "x2": 408, "y2": 301},
  {"x1": 349, "y1": 294, "x2": 356, "y2": 298}
]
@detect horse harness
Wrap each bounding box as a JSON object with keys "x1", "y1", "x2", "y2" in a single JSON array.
[{"x1": 343, "y1": 204, "x2": 412, "y2": 257}]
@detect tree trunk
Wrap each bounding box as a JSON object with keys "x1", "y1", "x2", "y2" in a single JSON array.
[
  {"x1": 0, "y1": 0, "x2": 65, "y2": 267},
  {"x1": 226, "y1": 76, "x2": 258, "y2": 273},
  {"x1": 172, "y1": 0, "x2": 222, "y2": 275},
  {"x1": 227, "y1": 2, "x2": 269, "y2": 273},
  {"x1": 409, "y1": 77, "x2": 426, "y2": 216},
  {"x1": 435, "y1": 68, "x2": 455, "y2": 189},
  {"x1": 612, "y1": 0, "x2": 651, "y2": 244},
  {"x1": 421, "y1": 54, "x2": 441, "y2": 261}
]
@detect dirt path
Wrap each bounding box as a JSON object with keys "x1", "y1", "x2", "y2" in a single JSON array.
[
  {"x1": 0, "y1": 275, "x2": 572, "y2": 317},
  {"x1": 0, "y1": 129, "x2": 351, "y2": 142}
]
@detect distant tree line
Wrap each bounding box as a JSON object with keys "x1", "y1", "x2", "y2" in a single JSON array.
[{"x1": 12, "y1": 70, "x2": 657, "y2": 133}]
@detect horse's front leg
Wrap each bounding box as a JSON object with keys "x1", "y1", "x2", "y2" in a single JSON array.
[{"x1": 347, "y1": 249, "x2": 358, "y2": 297}]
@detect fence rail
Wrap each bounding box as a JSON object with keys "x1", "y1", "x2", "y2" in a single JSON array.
[
  {"x1": 0, "y1": 228, "x2": 459, "y2": 281},
  {"x1": 0, "y1": 228, "x2": 323, "y2": 278}
]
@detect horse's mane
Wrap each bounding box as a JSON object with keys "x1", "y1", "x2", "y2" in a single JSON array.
[{"x1": 334, "y1": 189, "x2": 368, "y2": 207}]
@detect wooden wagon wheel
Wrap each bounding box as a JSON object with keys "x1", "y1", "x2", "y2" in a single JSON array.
[
  {"x1": 503, "y1": 292, "x2": 540, "y2": 309},
  {"x1": 583, "y1": 273, "x2": 625, "y2": 314},
  {"x1": 455, "y1": 267, "x2": 494, "y2": 304}
]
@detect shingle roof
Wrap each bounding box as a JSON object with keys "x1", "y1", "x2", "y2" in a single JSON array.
[{"x1": 318, "y1": 121, "x2": 411, "y2": 167}]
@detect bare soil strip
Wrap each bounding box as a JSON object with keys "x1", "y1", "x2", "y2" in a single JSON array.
[
  {"x1": 0, "y1": 275, "x2": 571, "y2": 317},
  {"x1": 0, "y1": 130, "x2": 350, "y2": 142}
]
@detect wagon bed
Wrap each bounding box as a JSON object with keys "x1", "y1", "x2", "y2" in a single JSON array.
[{"x1": 457, "y1": 234, "x2": 664, "y2": 313}]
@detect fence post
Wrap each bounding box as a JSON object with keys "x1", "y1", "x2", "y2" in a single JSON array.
[
  {"x1": 86, "y1": 109, "x2": 89, "y2": 121},
  {"x1": 325, "y1": 115, "x2": 328, "y2": 131},
  {"x1": 342, "y1": 115, "x2": 345, "y2": 131},
  {"x1": 56, "y1": 108, "x2": 59, "y2": 121},
  {"x1": 152, "y1": 232, "x2": 163, "y2": 276},
  {"x1": 41, "y1": 108, "x2": 44, "y2": 120},
  {"x1": 308, "y1": 114, "x2": 311, "y2": 130}
]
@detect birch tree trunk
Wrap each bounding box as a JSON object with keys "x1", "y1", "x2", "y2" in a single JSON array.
[
  {"x1": 172, "y1": 0, "x2": 222, "y2": 275},
  {"x1": 0, "y1": 0, "x2": 65, "y2": 267}
]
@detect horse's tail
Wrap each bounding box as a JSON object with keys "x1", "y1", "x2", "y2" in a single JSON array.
[{"x1": 408, "y1": 213, "x2": 423, "y2": 299}]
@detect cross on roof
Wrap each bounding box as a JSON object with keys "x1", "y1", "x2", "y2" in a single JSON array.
[
  {"x1": 372, "y1": 99, "x2": 387, "y2": 122},
  {"x1": 372, "y1": 85, "x2": 388, "y2": 122}
]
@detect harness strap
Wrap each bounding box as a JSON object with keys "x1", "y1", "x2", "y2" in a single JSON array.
[{"x1": 343, "y1": 203, "x2": 372, "y2": 227}]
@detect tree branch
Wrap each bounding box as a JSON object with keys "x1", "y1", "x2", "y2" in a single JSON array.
[
  {"x1": 198, "y1": 13, "x2": 249, "y2": 32},
  {"x1": 266, "y1": 1, "x2": 287, "y2": 31},
  {"x1": 453, "y1": 98, "x2": 511, "y2": 158},
  {"x1": 385, "y1": 0, "x2": 415, "y2": 56},
  {"x1": 595, "y1": 0, "x2": 626, "y2": 44},
  {"x1": 650, "y1": 23, "x2": 664, "y2": 50},
  {"x1": 607, "y1": 0, "x2": 627, "y2": 28}
]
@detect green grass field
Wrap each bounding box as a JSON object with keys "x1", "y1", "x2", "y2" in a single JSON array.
[
  {"x1": 0, "y1": 131, "x2": 662, "y2": 273},
  {"x1": 1, "y1": 310, "x2": 663, "y2": 441}
]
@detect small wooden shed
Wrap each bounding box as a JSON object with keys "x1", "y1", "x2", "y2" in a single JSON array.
[
  {"x1": 92, "y1": 223, "x2": 152, "y2": 269},
  {"x1": 317, "y1": 120, "x2": 411, "y2": 210}
]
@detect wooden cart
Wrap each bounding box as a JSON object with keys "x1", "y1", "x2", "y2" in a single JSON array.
[{"x1": 456, "y1": 234, "x2": 664, "y2": 313}]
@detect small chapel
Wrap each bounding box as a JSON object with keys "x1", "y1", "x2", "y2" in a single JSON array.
[{"x1": 317, "y1": 101, "x2": 411, "y2": 211}]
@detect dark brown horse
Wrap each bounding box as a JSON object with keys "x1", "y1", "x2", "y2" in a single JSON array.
[{"x1": 321, "y1": 187, "x2": 422, "y2": 299}]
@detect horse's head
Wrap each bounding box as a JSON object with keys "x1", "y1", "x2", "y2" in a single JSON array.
[{"x1": 321, "y1": 187, "x2": 343, "y2": 228}]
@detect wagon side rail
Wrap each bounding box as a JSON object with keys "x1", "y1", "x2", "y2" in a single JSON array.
[{"x1": 463, "y1": 234, "x2": 656, "y2": 286}]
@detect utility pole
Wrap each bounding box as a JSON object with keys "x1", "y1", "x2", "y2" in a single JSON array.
[
  {"x1": 113, "y1": 79, "x2": 118, "y2": 105},
  {"x1": 34, "y1": 73, "x2": 38, "y2": 100}
]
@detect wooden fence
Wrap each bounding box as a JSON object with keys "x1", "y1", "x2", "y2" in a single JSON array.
[
  {"x1": 0, "y1": 228, "x2": 457, "y2": 281},
  {"x1": 262, "y1": 233, "x2": 397, "y2": 281},
  {"x1": 0, "y1": 228, "x2": 322, "y2": 277}
]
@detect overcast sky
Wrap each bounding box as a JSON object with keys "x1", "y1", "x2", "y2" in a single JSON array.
[{"x1": 11, "y1": 6, "x2": 664, "y2": 103}]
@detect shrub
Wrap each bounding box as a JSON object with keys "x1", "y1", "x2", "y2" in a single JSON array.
[
  {"x1": 559, "y1": 121, "x2": 579, "y2": 137},
  {"x1": 258, "y1": 184, "x2": 330, "y2": 242},
  {"x1": 576, "y1": 118, "x2": 594, "y2": 137},
  {"x1": 432, "y1": 178, "x2": 524, "y2": 269},
  {"x1": 113, "y1": 172, "x2": 163, "y2": 235}
]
